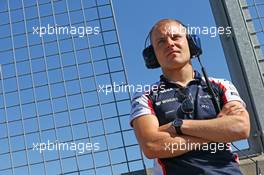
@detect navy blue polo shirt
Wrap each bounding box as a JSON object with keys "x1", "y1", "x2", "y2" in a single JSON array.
[{"x1": 130, "y1": 70, "x2": 244, "y2": 175}]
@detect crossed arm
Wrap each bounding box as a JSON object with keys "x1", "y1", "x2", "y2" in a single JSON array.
[{"x1": 132, "y1": 100, "x2": 250, "y2": 159}]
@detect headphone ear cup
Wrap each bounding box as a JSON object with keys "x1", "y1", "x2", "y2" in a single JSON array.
[
  {"x1": 142, "y1": 45, "x2": 160, "y2": 69},
  {"x1": 187, "y1": 34, "x2": 202, "y2": 58}
]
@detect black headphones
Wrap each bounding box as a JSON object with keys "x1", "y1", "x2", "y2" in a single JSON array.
[{"x1": 142, "y1": 20, "x2": 203, "y2": 69}]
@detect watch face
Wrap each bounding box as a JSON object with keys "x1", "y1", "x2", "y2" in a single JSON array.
[
  {"x1": 173, "y1": 118, "x2": 183, "y2": 135},
  {"x1": 173, "y1": 118, "x2": 183, "y2": 127}
]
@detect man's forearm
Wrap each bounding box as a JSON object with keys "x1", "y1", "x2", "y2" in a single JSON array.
[
  {"x1": 170, "y1": 101, "x2": 251, "y2": 143},
  {"x1": 137, "y1": 121, "x2": 209, "y2": 159},
  {"x1": 143, "y1": 133, "x2": 208, "y2": 159},
  {"x1": 181, "y1": 113, "x2": 249, "y2": 142}
]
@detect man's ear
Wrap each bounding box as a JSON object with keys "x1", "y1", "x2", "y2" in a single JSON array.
[{"x1": 142, "y1": 45, "x2": 160, "y2": 69}]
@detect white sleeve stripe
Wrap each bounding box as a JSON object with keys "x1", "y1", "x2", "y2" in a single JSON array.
[
  {"x1": 130, "y1": 92, "x2": 154, "y2": 127},
  {"x1": 209, "y1": 78, "x2": 245, "y2": 106}
]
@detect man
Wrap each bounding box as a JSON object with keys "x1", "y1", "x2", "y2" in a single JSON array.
[{"x1": 130, "y1": 19, "x2": 250, "y2": 175}]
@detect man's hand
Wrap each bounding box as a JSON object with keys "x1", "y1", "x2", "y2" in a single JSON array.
[
  {"x1": 181, "y1": 101, "x2": 250, "y2": 142},
  {"x1": 218, "y1": 102, "x2": 246, "y2": 116}
]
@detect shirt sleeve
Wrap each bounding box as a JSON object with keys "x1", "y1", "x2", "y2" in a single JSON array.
[
  {"x1": 211, "y1": 78, "x2": 246, "y2": 107},
  {"x1": 130, "y1": 91, "x2": 155, "y2": 127}
]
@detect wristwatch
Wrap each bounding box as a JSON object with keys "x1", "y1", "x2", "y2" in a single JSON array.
[{"x1": 172, "y1": 118, "x2": 183, "y2": 135}]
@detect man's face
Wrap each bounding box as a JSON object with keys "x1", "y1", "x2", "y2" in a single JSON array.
[{"x1": 151, "y1": 21, "x2": 191, "y2": 70}]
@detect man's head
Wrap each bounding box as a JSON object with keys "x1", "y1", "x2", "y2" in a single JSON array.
[{"x1": 149, "y1": 19, "x2": 191, "y2": 70}]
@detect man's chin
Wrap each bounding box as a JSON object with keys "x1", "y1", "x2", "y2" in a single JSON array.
[
  {"x1": 169, "y1": 58, "x2": 187, "y2": 65},
  {"x1": 163, "y1": 63, "x2": 184, "y2": 70},
  {"x1": 163, "y1": 60, "x2": 190, "y2": 69}
]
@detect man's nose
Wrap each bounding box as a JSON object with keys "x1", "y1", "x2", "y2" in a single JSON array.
[{"x1": 166, "y1": 37, "x2": 176, "y2": 48}]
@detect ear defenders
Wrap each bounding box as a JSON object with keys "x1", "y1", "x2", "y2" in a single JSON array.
[{"x1": 142, "y1": 29, "x2": 203, "y2": 69}]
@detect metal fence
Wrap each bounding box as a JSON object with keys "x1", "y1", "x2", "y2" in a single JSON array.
[
  {"x1": 244, "y1": 0, "x2": 264, "y2": 60},
  {"x1": 210, "y1": 0, "x2": 264, "y2": 173},
  {"x1": 0, "y1": 0, "x2": 145, "y2": 174}
]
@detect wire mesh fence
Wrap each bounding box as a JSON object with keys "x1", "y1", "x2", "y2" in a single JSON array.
[
  {"x1": 209, "y1": 0, "x2": 264, "y2": 174},
  {"x1": 243, "y1": 0, "x2": 264, "y2": 60}
]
